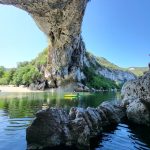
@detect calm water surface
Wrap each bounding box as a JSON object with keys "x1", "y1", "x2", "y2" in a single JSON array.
[{"x1": 0, "y1": 91, "x2": 150, "y2": 150}]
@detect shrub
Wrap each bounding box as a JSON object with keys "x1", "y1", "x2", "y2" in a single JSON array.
[
  {"x1": 0, "y1": 66, "x2": 5, "y2": 78},
  {"x1": 0, "y1": 68, "x2": 16, "y2": 85},
  {"x1": 13, "y1": 64, "x2": 42, "y2": 86}
]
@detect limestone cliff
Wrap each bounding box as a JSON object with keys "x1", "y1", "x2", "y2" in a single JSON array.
[
  {"x1": 0, "y1": 0, "x2": 136, "y2": 88},
  {"x1": 0, "y1": 0, "x2": 88, "y2": 87},
  {"x1": 84, "y1": 52, "x2": 136, "y2": 84}
]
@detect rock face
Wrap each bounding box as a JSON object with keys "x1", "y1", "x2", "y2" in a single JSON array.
[
  {"x1": 121, "y1": 71, "x2": 150, "y2": 126},
  {"x1": 26, "y1": 101, "x2": 125, "y2": 149},
  {"x1": 97, "y1": 68, "x2": 135, "y2": 83},
  {"x1": 84, "y1": 52, "x2": 136, "y2": 83},
  {"x1": 126, "y1": 99, "x2": 150, "y2": 125},
  {"x1": 0, "y1": 0, "x2": 88, "y2": 86},
  {"x1": 0, "y1": 0, "x2": 136, "y2": 87}
]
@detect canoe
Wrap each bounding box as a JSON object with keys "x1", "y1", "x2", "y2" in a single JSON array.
[
  {"x1": 64, "y1": 94, "x2": 79, "y2": 97},
  {"x1": 64, "y1": 97, "x2": 75, "y2": 100}
]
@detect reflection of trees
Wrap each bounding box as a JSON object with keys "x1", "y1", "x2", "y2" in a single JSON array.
[
  {"x1": 0, "y1": 92, "x2": 120, "y2": 119},
  {"x1": 0, "y1": 92, "x2": 81, "y2": 118},
  {"x1": 0, "y1": 98, "x2": 42, "y2": 118}
]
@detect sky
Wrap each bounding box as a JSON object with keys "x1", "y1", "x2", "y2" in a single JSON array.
[{"x1": 0, "y1": 0, "x2": 150, "y2": 68}]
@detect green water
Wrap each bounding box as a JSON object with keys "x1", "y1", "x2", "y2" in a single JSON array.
[
  {"x1": 1, "y1": 92, "x2": 150, "y2": 150},
  {"x1": 0, "y1": 92, "x2": 120, "y2": 119},
  {"x1": 0, "y1": 91, "x2": 120, "y2": 150}
]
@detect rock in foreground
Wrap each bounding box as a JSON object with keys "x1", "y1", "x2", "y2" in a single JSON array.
[{"x1": 26, "y1": 101, "x2": 125, "y2": 149}]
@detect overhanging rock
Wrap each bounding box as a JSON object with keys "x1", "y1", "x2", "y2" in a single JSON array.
[{"x1": 0, "y1": 0, "x2": 89, "y2": 86}]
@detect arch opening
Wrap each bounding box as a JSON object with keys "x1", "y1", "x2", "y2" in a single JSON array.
[
  {"x1": 0, "y1": 0, "x2": 137, "y2": 90},
  {"x1": 0, "y1": 0, "x2": 89, "y2": 88},
  {"x1": 0, "y1": 5, "x2": 47, "y2": 68}
]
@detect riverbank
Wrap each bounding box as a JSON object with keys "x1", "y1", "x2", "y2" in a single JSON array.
[
  {"x1": 0, "y1": 84, "x2": 119, "y2": 93},
  {"x1": 0, "y1": 85, "x2": 43, "y2": 93},
  {"x1": 0, "y1": 84, "x2": 76, "y2": 93},
  {"x1": 0, "y1": 83, "x2": 76, "y2": 93}
]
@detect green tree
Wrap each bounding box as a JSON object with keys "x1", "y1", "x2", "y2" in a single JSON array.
[
  {"x1": 13, "y1": 64, "x2": 42, "y2": 86},
  {"x1": 0, "y1": 66, "x2": 5, "y2": 78},
  {"x1": 83, "y1": 66, "x2": 119, "y2": 90}
]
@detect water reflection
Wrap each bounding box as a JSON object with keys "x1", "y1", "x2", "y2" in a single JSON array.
[
  {"x1": 90, "y1": 122, "x2": 150, "y2": 150},
  {"x1": 0, "y1": 92, "x2": 119, "y2": 118},
  {"x1": 0, "y1": 91, "x2": 119, "y2": 150},
  {"x1": 1, "y1": 92, "x2": 150, "y2": 150}
]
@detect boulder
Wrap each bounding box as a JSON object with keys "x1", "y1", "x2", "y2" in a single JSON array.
[
  {"x1": 121, "y1": 70, "x2": 150, "y2": 126},
  {"x1": 48, "y1": 80, "x2": 57, "y2": 88},
  {"x1": 126, "y1": 99, "x2": 150, "y2": 125},
  {"x1": 74, "y1": 82, "x2": 84, "y2": 92},
  {"x1": 29, "y1": 81, "x2": 47, "y2": 91},
  {"x1": 26, "y1": 102, "x2": 125, "y2": 149},
  {"x1": 99, "y1": 101, "x2": 126, "y2": 125},
  {"x1": 84, "y1": 86, "x2": 90, "y2": 92},
  {"x1": 91, "y1": 88, "x2": 96, "y2": 92},
  {"x1": 26, "y1": 108, "x2": 71, "y2": 149},
  {"x1": 74, "y1": 87, "x2": 84, "y2": 92}
]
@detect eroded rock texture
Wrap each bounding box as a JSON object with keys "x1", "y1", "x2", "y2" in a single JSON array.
[
  {"x1": 84, "y1": 52, "x2": 136, "y2": 84},
  {"x1": 121, "y1": 70, "x2": 150, "y2": 126},
  {"x1": 26, "y1": 101, "x2": 125, "y2": 149},
  {"x1": 0, "y1": 0, "x2": 137, "y2": 89},
  {"x1": 0, "y1": 0, "x2": 88, "y2": 86}
]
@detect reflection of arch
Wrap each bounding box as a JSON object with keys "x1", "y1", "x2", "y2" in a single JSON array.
[{"x1": 0, "y1": 0, "x2": 89, "y2": 86}]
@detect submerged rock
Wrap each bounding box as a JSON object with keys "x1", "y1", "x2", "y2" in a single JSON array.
[
  {"x1": 121, "y1": 70, "x2": 150, "y2": 126},
  {"x1": 26, "y1": 102, "x2": 125, "y2": 149}
]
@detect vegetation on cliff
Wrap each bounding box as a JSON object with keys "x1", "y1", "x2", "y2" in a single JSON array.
[
  {"x1": 88, "y1": 52, "x2": 147, "y2": 76},
  {"x1": 0, "y1": 67, "x2": 15, "y2": 85},
  {"x1": 0, "y1": 48, "x2": 119, "y2": 90},
  {"x1": 0, "y1": 48, "x2": 145, "y2": 90},
  {"x1": 83, "y1": 66, "x2": 120, "y2": 90},
  {"x1": 12, "y1": 64, "x2": 42, "y2": 86},
  {"x1": 96, "y1": 56, "x2": 121, "y2": 70},
  {"x1": 126, "y1": 67, "x2": 148, "y2": 76}
]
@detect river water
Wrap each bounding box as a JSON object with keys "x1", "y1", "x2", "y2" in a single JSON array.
[{"x1": 0, "y1": 92, "x2": 150, "y2": 150}]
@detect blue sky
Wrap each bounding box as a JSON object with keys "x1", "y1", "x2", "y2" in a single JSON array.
[{"x1": 0, "y1": 0, "x2": 150, "y2": 68}]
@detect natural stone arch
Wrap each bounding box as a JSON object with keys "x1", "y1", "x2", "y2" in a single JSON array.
[{"x1": 0, "y1": 0, "x2": 89, "y2": 86}]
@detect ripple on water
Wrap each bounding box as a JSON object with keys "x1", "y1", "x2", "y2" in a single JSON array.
[
  {"x1": 0, "y1": 92, "x2": 150, "y2": 150},
  {"x1": 91, "y1": 123, "x2": 150, "y2": 150},
  {"x1": 0, "y1": 110, "x2": 32, "y2": 150}
]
